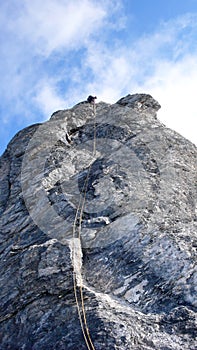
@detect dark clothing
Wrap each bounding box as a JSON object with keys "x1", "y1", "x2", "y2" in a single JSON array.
[{"x1": 87, "y1": 95, "x2": 97, "y2": 103}]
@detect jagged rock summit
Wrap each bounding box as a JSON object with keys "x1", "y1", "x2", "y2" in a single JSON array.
[{"x1": 0, "y1": 94, "x2": 196, "y2": 349}]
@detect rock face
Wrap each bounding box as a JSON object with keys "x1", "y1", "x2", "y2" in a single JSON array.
[{"x1": 0, "y1": 94, "x2": 196, "y2": 350}]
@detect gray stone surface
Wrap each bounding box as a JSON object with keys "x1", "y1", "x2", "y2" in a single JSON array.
[{"x1": 0, "y1": 94, "x2": 196, "y2": 349}]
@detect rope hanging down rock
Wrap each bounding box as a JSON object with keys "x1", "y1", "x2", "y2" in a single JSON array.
[{"x1": 71, "y1": 101, "x2": 97, "y2": 350}]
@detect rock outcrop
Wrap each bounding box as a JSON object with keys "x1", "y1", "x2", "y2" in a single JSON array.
[{"x1": 0, "y1": 94, "x2": 196, "y2": 349}]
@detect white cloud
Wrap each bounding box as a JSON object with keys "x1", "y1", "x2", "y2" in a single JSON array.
[
  {"x1": 34, "y1": 81, "x2": 66, "y2": 116},
  {"x1": 143, "y1": 56, "x2": 197, "y2": 145},
  {"x1": 0, "y1": 0, "x2": 118, "y2": 126},
  {"x1": 14, "y1": 0, "x2": 108, "y2": 55},
  {"x1": 0, "y1": 3, "x2": 197, "y2": 152},
  {"x1": 76, "y1": 14, "x2": 197, "y2": 145}
]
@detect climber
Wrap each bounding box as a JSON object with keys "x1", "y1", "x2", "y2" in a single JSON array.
[{"x1": 87, "y1": 95, "x2": 97, "y2": 104}]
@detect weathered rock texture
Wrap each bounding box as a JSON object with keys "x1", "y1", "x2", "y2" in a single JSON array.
[{"x1": 0, "y1": 94, "x2": 196, "y2": 349}]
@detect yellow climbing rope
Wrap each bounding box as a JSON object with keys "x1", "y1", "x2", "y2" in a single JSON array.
[{"x1": 72, "y1": 102, "x2": 97, "y2": 350}]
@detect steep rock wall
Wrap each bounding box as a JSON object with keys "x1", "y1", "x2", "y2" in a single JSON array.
[{"x1": 0, "y1": 94, "x2": 196, "y2": 349}]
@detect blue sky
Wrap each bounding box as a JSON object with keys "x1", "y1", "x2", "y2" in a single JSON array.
[{"x1": 0, "y1": 0, "x2": 197, "y2": 155}]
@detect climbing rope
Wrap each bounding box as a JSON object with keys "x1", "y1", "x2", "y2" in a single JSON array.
[
  {"x1": 93, "y1": 102, "x2": 97, "y2": 156},
  {"x1": 72, "y1": 102, "x2": 97, "y2": 350}
]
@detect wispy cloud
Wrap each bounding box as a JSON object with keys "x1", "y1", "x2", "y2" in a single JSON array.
[
  {"x1": 0, "y1": 0, "x2": 124, "y2": 122},
  {"x1": 34, "y1": 79, "x2": 66, "y2": 116},
  {"x1": 12, "y1": 0, "x2": 109, "y2": 55},
  {"x1": 143, "y1": 55, "x2": 197, "y2": 145},
  {"x1": 0, "y1": 2, "x2": 197, "y2": 153},
  {"x1": 0, "y1": 0, "x2": 115, "y2": 120},
  {"x1": 81, "y1": 13, "x2": 197, "y2": 144}
]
